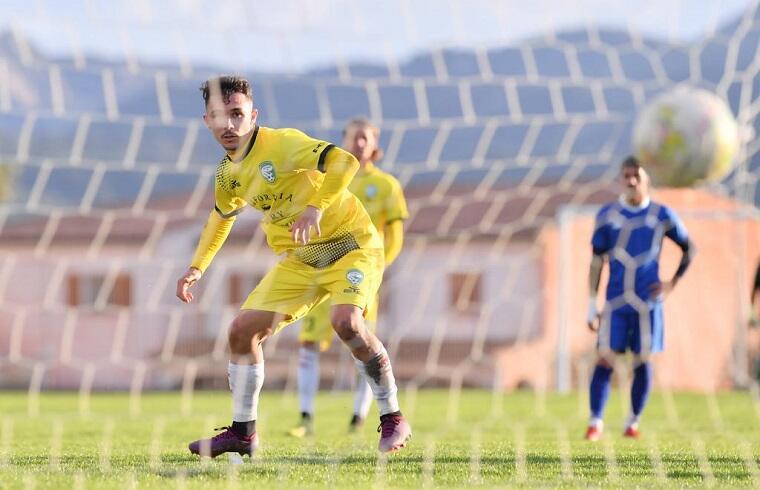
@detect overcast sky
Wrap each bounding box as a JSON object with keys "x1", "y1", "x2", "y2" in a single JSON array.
[{"x1": 1, "y1": 0, "x2": 755, "y2": 71}]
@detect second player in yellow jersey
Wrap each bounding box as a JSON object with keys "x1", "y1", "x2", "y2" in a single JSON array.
[{"x1": 291, "y1": 118, "x2": 409, "y2": 437}]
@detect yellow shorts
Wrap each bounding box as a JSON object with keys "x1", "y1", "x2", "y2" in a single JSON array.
[
  {"x1": 241, "y1": 247, "x2": 383, "y2": 333},
  {"x1": 298, "y1": 291, "x2": 380, "y2": 352}
]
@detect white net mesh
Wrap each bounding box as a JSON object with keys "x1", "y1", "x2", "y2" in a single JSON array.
[{"x1": 1, "y1": 0, "x2": 760, "y2": 486}]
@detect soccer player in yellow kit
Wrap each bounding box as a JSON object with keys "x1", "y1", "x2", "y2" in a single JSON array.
[
  {"x1": 289, "y1": 118, "x2": 409, "y2": 437},
  {"x1": 176, "y1": 76, "x2": 411, "y2": 457}
]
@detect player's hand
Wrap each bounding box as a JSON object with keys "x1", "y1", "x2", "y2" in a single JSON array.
[
  {"x1": 587, "y1": 298, "x2": 600, "y2": 332},
  {"x1": 176, "y1": 267, "x2": 202, "y2": 303},
  {"x1": 649, "y1": 279, "x2": 676, "y2": 299},
  {"x1": 291, "y1": 206, "x2": 322, "y2": 245},
  {"x1": 587, "y1": 314, "x2": 600, "y2": 332}
]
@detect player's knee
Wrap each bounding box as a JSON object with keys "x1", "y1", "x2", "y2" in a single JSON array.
[
  {"x1": 596, "y1": 357, "x2": 613, "y2": 369},
  {"x1": 228, "y1": 311, "x2": 273, "y2": 350},
  {"x1": 331, "y1": 306, "x2": 363, "y2": 342}
]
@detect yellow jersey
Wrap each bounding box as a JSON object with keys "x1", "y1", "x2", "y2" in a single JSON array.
[
  {"x1": 214, "y1": 126, "x2": 382, "y2": 267},
  {"x1": 348, "y1": 162, "x2": 409, "y2": 241}
]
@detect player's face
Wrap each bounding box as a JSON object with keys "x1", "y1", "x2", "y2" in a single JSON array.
[
  {"x1": 203, "y1": 92, "x2": 258, "y2": 152},
  {"x1": 621, "y1": 165, "x2": 649, "y2": 202},
  {"x1": 342, "y1": 125, "x2": 378, "y2": 164}
]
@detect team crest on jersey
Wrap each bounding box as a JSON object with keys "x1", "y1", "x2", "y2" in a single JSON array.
[
  {"x1": 259, "y1": 161, "x2": 276, "y2": 183},
  {"x1": 364, "y1": 184, "x2": 378, "y2": 200},
  {"x1": 346, "y1": 269, "x2": 364, "y2": 286}
]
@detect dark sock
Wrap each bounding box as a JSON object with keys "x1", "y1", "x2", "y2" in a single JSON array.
[
  {"x1": 380, "y1": 410, "x2": 402, "y2": 419},
  {"x1": 231, "y1": 420, "x2": 255, "y2": 437},
  {"x1": 301, "y1": 412, "x2": 312, "y2": 422},
  {"x1": 631, "y1": 362, "x2": 653, "y2": 417},
  {"x1": 589, "y1": 364, "x2": 613, "y2": 420}
]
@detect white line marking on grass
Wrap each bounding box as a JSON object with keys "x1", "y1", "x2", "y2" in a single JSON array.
[
  {"x1": 705, "y1": 393, "x2": 724, "y2": 430},
  {"x1": 0, "y1": 417, "x2": 12, "y2": 468},
  {"x1": 748, "y1": 382, "x2": 760, "y2": 424},
  {"x1": 738, "y1": 441, "x2": 759, "y2": 486},
  {"x1": 22, "y1": 474, "x2": 35, "y2": 490},
  {"x1": 514, "y1": 425, "x2": 527, "y2": 483},
  {"x1": 660, "y1": 388, "x2": 680, "y2": 428},
  {"x1": 422, "y1": 438, "x2": 436, "y2": 488},
  {"x1": 73, "y1": 472, "x2": 86, "y2": 490},
  {"x1": 124, "y1": 473, "x2": 137, "y2": 490},
  {"x1": 556, "y1": 425, "x2": 574, "y2": 480},
  {"x1": 226, "y1": 452, "x2": 241, "y2": 488},
  {"x1": 601, "y1": 435, "x2": 619, "y2": 482},
  {"x1": 49, "y1": 418, "x2": 63, "y2": 470},
  {"x1": 99, "y1": 418, "x2": 114, "y2": 473},
  {"x1": 469, "y1": 430, "x2": 483, "y2": 485},
  {"x1": 646, "y1": 433, "x2": 667, "y2": 484},
  {"x1": 199, "y1": 416, "x2": 216, "y2": 471},
  {"x1": 149, "y1": 417, "x2": 166, "y2": 471},
  {"x1": 691, "y1": 437, "x2": 715, "y2": 487},
  {"x1": 372, "y1": 452, "x2": 388, "y2": 490}
]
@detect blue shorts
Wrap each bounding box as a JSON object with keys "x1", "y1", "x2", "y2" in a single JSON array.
[{"x1": 597, "y1": 302, "x2": 664, "y2": 355}]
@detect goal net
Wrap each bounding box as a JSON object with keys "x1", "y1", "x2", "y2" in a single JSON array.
[{"x1": 1, "y1": 0, "x2": 759, "y2": 486}]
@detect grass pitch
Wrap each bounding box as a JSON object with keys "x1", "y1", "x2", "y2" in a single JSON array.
[{"x1": 0, "y1": 389, "x2": 759, "y2": 488}]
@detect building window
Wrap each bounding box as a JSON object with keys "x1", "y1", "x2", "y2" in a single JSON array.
[
  {"x1": 67, "y1": 273, "x2": 132, "y2": 307},
  {"x1": 228, "y1": 273, "x2": 264, "y2": 305},
  {"x1": 449, "y1": 272, "x2": 482, "y2": 312}
]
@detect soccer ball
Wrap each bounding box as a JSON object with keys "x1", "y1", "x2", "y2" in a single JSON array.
[{"x1": 632, "y1": 87, "x2": 740, "y2": 187}]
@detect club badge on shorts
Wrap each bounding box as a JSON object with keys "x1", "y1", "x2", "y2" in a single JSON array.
[
  {"x1": 344, "y1": 269, "x2": 364, "y2": 294},
  {"x1": 346, "y1": 269, "x2": 364, "y2": 285}
]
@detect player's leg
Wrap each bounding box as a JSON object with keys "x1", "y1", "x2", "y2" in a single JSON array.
[
  {"x1": 189, "y1": 308, "x2": 278, "y2": 458},
  {"x1": 624, "y1": 302, "x2": 662, "y2": 437},
  {"x1": 331, "y1": 304, "x2": 410, "y2": 451},
  {"x1": 324, "y1": 249, "x2": 411, "y2": 452},
  {"x1": 586, "y1": 307, "x2": 622, "y2": 441},
  {"x1": 189, "y1": 257, "x2": 323, "y2": 458},
  {"x1": 350, "y1": 294, "x2": 379, "y2": 431},
  {"x1": 290, "y1": 300, "x2": 332, "y2": 437}
]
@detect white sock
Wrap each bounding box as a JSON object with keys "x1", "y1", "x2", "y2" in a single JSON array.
[
  {"x1": 297, "y1": 347, "x2": 320, "y2": 415},
  {"x1": 352, "y1": 373, "x2": 373, "y2": 419},
  {"x1": 625, "y1": 413, "x2": 640, "y2": 429},
  {"x1": 589, "y1": 416, "x2": 603, "y2": 429},
  {"x1": 353, "y1": 346, "x2": 399, "y2": 416},
  {"x1": 228, "y1": 362, "x2": 265, "y2": 422}
]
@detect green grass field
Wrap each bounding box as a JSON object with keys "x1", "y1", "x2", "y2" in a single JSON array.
[{"x1": 0, "y1": 389, "x2": 759, "y2": 488}]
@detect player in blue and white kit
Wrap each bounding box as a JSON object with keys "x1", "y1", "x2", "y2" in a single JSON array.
[{"x1": 585, "y1": 156, "x2": 694, "y2": 441}]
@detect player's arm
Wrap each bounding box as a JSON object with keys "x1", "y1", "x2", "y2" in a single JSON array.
[
  {"x1": 651, "y1": 209, "x2": 695, "y2": 298},
  {"x1": 587, "y1": 252, "x2": 606, "y2": 331},
  {"x1": 383, "y1": 177, "x2": 409, "y2": 267},
  {"x1": 751, "y1": 262, "x2": 760, "y2": 326},
  {"x1": 176, "y1": 180, "x2": 244, "y2": 303},
  {"x1": 176, "y1": 210, "x2": 237, "y2": 303},
  {"x1": 587, "y1": 210, "x2": 610, "y2": 332},
  {"x1": 384, "y1": 219, "x2": 404, "y2": 266},
  {"x1": 292, "y1": 146, "x2": 359, "y2": 244}
]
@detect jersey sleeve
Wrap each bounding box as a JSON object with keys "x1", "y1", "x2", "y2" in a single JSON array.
[
  {"x1": 385, "y1": 176, "x2": 409, "y2": 223},
  {"x1": 663, "y1": 206, "x2": 689, "y2": 248},
  {"x1": 280, "y1": 128, "x2": 334, "y2": 171},
  {"x1": 591, "y1": 208, "x2": 611, "y2": 255}
]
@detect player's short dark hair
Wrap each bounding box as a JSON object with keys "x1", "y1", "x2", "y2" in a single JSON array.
[
  {"x1": 621, "y1": 155, "x2": 641, "y2": 171},
  {"x1": 200, "y1": 76, "x2": 252, "y2": 106}
]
